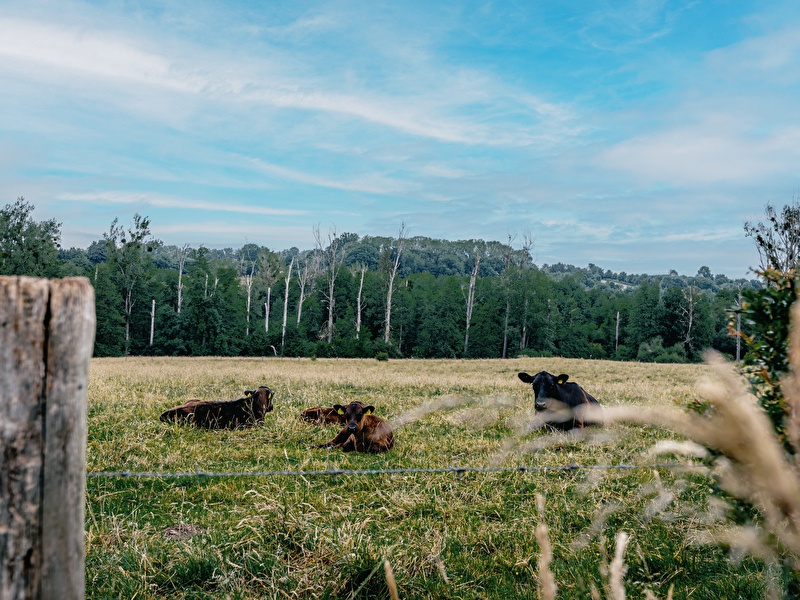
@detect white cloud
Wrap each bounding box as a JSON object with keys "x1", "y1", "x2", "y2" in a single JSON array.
[{"x1": 600, "y1": 120, "x2": 800, "y2": 186}]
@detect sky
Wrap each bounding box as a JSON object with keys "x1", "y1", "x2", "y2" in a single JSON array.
[{"x1": 2, "y1": 1, "x2": 799, "y2": 279}]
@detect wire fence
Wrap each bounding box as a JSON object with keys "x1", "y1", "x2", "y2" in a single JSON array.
[{"x1": 86, "y1": 462, "x2": 707, "y2": 480}]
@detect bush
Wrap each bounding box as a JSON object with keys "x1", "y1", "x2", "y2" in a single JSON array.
[{"x1": 734, "y1": 268, "x2": 797, "y2": 448}]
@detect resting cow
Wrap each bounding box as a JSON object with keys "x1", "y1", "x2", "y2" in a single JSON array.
[
  {"x1": 314, "y1": 401, "x2": 394, "y2": 453},
  {"x1": 518, "y1": 371, "x2": 602, "y2": 430},
  {"x1": 160, "y1": 386, "x2": 274, "y2": 429},
  {"x1": 299, "y1": 406, "x2": 346, "y2": 425}
]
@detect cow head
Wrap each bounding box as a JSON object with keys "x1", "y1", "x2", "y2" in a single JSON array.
[
  {"x1": 245, "y1": 386, "x2": 275, "y2": 412},
  {"x1": 334, "y1": 401, "x2": 375, "y2": 433},
  {"x1": 518, "y1": 371, "x2": 569, "y2": 411}
]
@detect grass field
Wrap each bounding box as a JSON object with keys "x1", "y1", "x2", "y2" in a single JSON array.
[{"x1": 85, "y1": 356, "x2": 772, "y2": 599}]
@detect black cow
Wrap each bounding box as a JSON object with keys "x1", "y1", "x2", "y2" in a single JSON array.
[
  {"x1": 518, "y1": 371, "x2": 602, "y2": 430},
  {"x1": 160, "y1": 386, "x2": 274, "y2": 429}
]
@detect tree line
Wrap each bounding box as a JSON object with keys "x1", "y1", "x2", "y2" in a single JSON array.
[{"x1": 2, "y1": 197, "x2": 760, "y2": 362}]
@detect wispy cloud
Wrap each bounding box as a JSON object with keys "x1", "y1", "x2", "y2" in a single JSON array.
[
  {"x1": 58, "y1": 192, "x2": 308, "y2": 216},
  {"x1": 244, "y1": 157, "x2": 411, "y2": 196},
  {"x1": 0, "y1": 15, "x2": 572, "y2": 147}
]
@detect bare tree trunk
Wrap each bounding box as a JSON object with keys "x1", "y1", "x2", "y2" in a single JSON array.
[
  {"x1": 384, "y1": 224, "x2": 406, "y2": 345},
  {"x1": 464, "y1": 249, "x2": 480, "y2": 355},
  {"x1": 124, "y1": 288, "x2": 132, "y2": 354},
  {"x1": 681, "y1": 286, "x2": 697, "y2": 356},
  {"x1": 615, "y1": 310, "x2": 620, "y2": 352},
  {"x1": 356, "y1": 264, "x2": 366, "y2": 339},
  {"x1": 297, "y1": 254, "x2": 319, "y2": 326},
  {"x1": 282, "y1": 258, "x2": 294, "y2": 350},
  {"x1": 265, "y1": 287, "x2": 271, "y2": 333},
  {"x1": 176, "y1": 244, "x2": 190, "y2": 314},
  {"x1": 296, "y1": 278, "x2": 306, "y2": 325},
  {"x1": 240, "y1": 257, "x2": 256, "y2": 337},
  {"x1": 502, "y1": 298, "x2": 510, "y2": 359},
  {"x1": 149, "y1": 298, "x2": 155, "y2": 346},
  {"x1": 736, "y1": 285, "x2": 742, "y2": 361},
  {"x1": 520, "y1": 296, "x2": 529, "y2": 351},
  {"x1": 501, "y1": 235, "x2": 514, "y2": 359}
]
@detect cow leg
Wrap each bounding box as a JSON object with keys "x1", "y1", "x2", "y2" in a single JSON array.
[
  {"x1": 341, "y1": 434, "x2": 358, "y2": 452},
  {"x1": 316, "y1": 427, "x2": 352, "y2": 449}
]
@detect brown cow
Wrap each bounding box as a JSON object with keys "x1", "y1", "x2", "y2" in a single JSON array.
[
  {"x1": 299, "y1": 406, "x2": 346, "y2": 425},
  {"x1": 314, "y1": 401, "x2": 394, "y2": 453},
  {"x1": 160, "y1": 386, "x2": 274, "y2": 429}
]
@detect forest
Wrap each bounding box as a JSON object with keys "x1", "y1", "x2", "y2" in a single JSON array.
[{"x1": 1, "y1": 197, "x2": 760, "y2": 362}]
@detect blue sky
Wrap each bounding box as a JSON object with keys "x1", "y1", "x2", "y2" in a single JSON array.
[{"x1": 2, "y1": 1, "x2": 799, "y2": 278}]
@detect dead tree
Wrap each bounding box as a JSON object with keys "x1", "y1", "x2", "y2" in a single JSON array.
[
  {"x1": 258, "y1": 250, "x2": 281, "y2": 333},
  {"x1": 175, "y1": 244, "x2": 190, "y2": 314},
  {"x1": 281, "y1": 257, "x2": 294, "y2": 351},
  {"x1": 239, "y1": 254, "x2": 257, "y2": 337},
  {"x1": 355, "y1": 263, "x2": 367, "y2": 339},
  {"x1": 464, "y1": 248, "x2": 480, "y2": 355},
  {"x1": 681, "y1": 285, "x2": 699, "y2": 356},
  {"x1": 296, "y1": 252, "x2": 320, "y2": 326},
  {"x1": 314, "y1": 225, "x2": 346, "y2": 344},
  {"x1": 384, "y1": 224, "x2": 406, "y2": 345}
]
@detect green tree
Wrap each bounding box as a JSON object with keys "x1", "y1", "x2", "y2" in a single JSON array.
[
  {"x1": 182, "y1": 248, "x2": 221, "y2": 355},
  {"x1": 103, "y1": 214, "x2": 159, "y2": 354},
  {"x1": 92, "y1": 262, "x2": 126, "y2": 357},
  {"x1": 410, "y1": 274, "x2": 462, "y2": 358},
  {"x1": 0, "y1": 197, "x2": 62, "y2": 277},
  {"x1": 628, "y1": 278, "x2": 662, "y2": 353}
]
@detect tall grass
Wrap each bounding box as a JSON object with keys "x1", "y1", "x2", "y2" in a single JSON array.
[{"x1": 86, "y1": 357, "x2": 769, "y2": 598}]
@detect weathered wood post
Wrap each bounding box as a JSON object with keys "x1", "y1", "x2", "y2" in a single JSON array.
[{"x1": 1, "y1": 276, "x2": 95, "y2": 600}]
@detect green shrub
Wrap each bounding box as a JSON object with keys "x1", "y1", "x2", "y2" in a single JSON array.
[{"x1": 734, "y1": 268, "x2": 796, "y2": 450}]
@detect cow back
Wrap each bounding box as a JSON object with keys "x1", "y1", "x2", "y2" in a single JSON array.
[
  {"x1": 361, "y1": 414, "x2": 394, "y2": 453},
  {"x1": 558, "y1": 382, "x2": 599, "y2": 408},
  {"x1": 300, "y1": 406, "x2": 345, "y2": 425},
  {"x1": 160, "y1": 386, "x2": 274, "y2": 429}
]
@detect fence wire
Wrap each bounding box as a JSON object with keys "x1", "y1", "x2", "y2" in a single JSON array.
[{"x1": 87, "y1": 462, "x2": 706, "y2": 480}]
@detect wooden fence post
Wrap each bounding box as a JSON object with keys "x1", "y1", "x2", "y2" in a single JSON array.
[{"x1": 0, "y1": 276, "x2": 95, "y2": 600}]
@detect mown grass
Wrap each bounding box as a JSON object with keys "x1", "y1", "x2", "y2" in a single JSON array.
[{"x1": 85, "y1": 357, "x2": 771, "y2": 599}]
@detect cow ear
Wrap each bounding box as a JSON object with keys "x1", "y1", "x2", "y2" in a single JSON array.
[
  {"x1": 556, "y1": 374, "x2": 569, "y2": 385},
  {"x1": 334, "y1": 404, "x2": 346, "y2": 415},
  {"x1": 244, "y1": 389, "x2": 254, "y2": 396},
  {"x1": 518, "y1": 372, "x2": 533, "y2": 383},
  {"x1": 364, "y1": 406, "x2": 375, "y2": 415}
]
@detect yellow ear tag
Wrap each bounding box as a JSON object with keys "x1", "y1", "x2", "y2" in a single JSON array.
[
  {"x1": 337, "y1": 408, "x2": 345, "y2": 415},
  {"x1": 365, "y1": 408, "x2": 374, "y2": 415},
  {"x1": 557, "y1": 377, "x2": 567, "y2": 385}
]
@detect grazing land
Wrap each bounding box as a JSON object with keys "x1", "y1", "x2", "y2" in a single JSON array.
[{"x1": 86, "y1": 357, "x2": 769, "y2": 599}]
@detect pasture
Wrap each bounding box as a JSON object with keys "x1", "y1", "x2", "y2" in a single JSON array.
[{"x1": 86, "y1": 357, "x2": 769, "y2": 599}]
